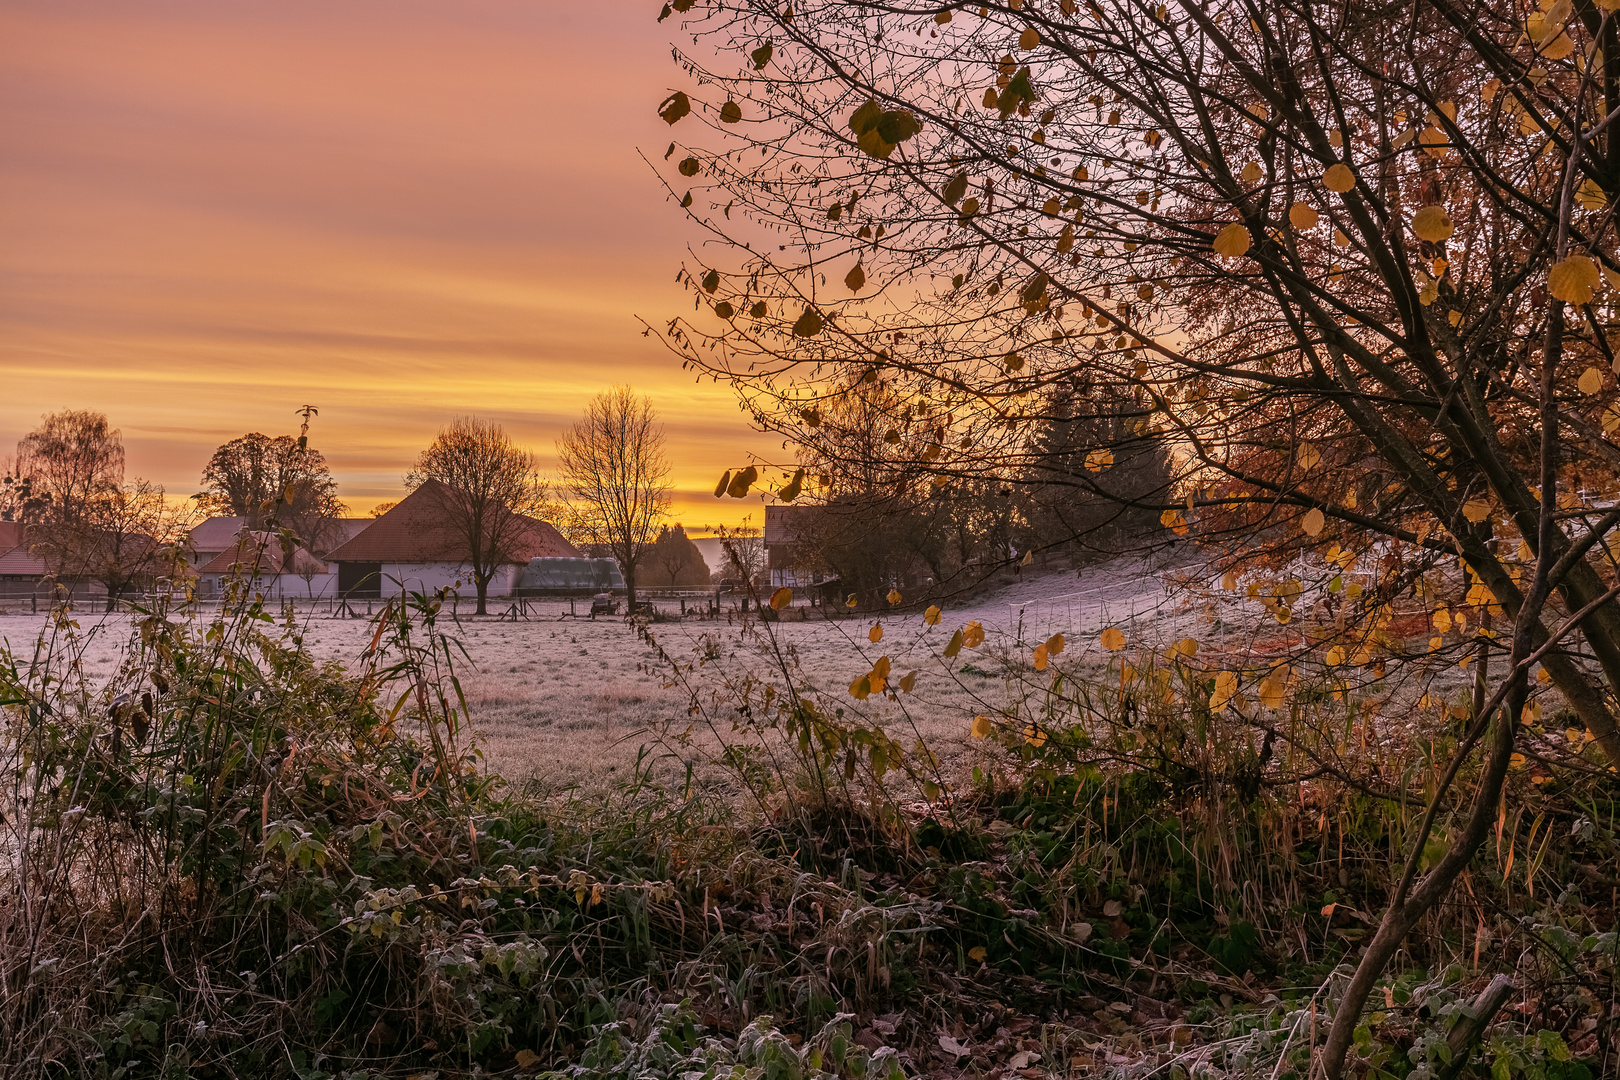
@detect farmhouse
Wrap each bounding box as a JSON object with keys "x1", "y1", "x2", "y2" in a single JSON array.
[
  {"x1": 195, "y1": 531, "x2": 334, "y2": 600},
  {"x1": 0, "y1": 520, "x2": 50, "y2": 599},
  {"x1": 324, "y1": 480, "x2": 579, "y2": 599}
]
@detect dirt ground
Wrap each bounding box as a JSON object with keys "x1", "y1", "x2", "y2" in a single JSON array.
[{"x1": 0, "y1": 557, "x2": 1239, "y2": 790}]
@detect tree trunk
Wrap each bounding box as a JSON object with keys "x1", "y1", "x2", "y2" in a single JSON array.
[
  {"x1": 624, "y1": 564, "x2": 638, "y2": 610},
  {"x1": 475, "y1": 576, "x2": 488, "y2": 616}
]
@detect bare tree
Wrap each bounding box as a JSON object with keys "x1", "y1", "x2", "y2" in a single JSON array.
[
  {"x1": 556, "y1": 386, "x2": 672, "y2": 608},
  {"x1": 719, "y1": 519, "x2": 766, "y2": 590},
  {"x1": 406, "y1": 417, "x2": 547, "y2": 616},
  {"x1": 50, "y1": 480, "x2": 191, "y2": 610}
]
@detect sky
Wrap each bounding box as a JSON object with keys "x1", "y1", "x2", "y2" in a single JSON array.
[{"x1": 0, "y1": 0, "x2": 774, "y2": 529}]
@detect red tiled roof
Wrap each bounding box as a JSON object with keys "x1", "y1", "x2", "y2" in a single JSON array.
[
  {"x1": 324, "y1": 480, "x2": 578, "y2": 564},
  {"x1": 197, "y1": 532, "x2": 328, "y2": 576},
  {"x1": 187, "y1": 516, "x2": 249, "y2": 553},
  {"x1": 0, "y1": 542, "x2": 48, "y2": 578}
]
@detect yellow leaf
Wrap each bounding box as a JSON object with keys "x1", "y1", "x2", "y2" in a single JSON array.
[
  {"x1": 846, "y1": 593, "x2": 858, "y2": 608},
  {"x1": 516, "y1": 1049, "x2": 541, "y2": 1069},
  {"x1": 1462, "y1": 499, "x2": 1491, "y2": 523},
  {"x1": 1019, "y1": 26, "x2": 1040, "y2": 49},
  {"x1": 1173, "y1": 637, "x2": 1199, "y2": 659},
  {"x1": 1579, "y1": 366, "x2": 1604, "y2": 394},
  {"x1": 1509, "y1": 752, "x2": 1526, "y2": 769},
  {"x1": 727, "y1": 465, "x2": 758, "y2": 498},
  {"x1": 1241, "y1": 160, "x2": 1263, "y2": 182},
  {"x1": 1085, "y1": 448, "x2": 1114, "y2": 471},
  {"x1": 1433, "y1": 607, "x2": 1453, "y2": 632},
  {"x1": 1101, "y1": 626, "x2": 1127, "y2": 651},
  {"x1": 944, "y1": 628, "x2": 964, "y2": 657},
  {"x1": 1412, "y1": 205, "x2": 1454, "y2": 243},
  {"x1": 1212, "y1": 222, "x2": 1250, "y2": 258},
  {"x1": 1020, "y1": 548, "x2": 1034, "y2": 566},
  {"x1": 1023, "y1": 723, "x2": 1047, "y2": 748},
  {"x1": 963, "y1": 621, "x2": 985, "y2": 648},
  {"x1": 714, "y1": 470, "x2": 731, "y2": 498},
  {"x1": 924, "y1": 604, "x2": 941, "y2": 625},
  {"x1": 1325, "y1": 645, "x2": 1345, "y2": 665},
  {"x1": 778, "y1": 468, "x2": 805, "y2": 502},
  {"x1": 1033, "y1": 643, "x2": 1049, "y2": 671},
  {"x1": 1160, "y1": 508, "x2": 1188, "y2": 532},
  {"x1": 869, "y1": 623, "x2": 884, "y2": 643},
  {"x1": 1210, "y1": 670, "x2": 1238, "y2": 712},
  {"x1": 886, "y1": 588, "x2": 902, "y2": 604},
  {"x1": 899, "y1": 670, "x2": 917, "y2": 693},
  {"x1": 1046, "y1": 632, "x2": 1066, "y2": 656},
  {"x1": 969, "y1": 945, "x2": 989, "y2": 961},
  {"x1": 1323, "y1": 163, "x2": 1357, "y2": 193},
  {"x1": 849, "y1": 674, "x2": 872, "y2": 700},
  {"x1": 1297, "y1": 443, "x2": 1321, "y2": 470},
  {"x1": 770, "y1": 586, "x2": 793, "y2": 610},
  {"x1": 1577, "y1": 178, "x2": 1607, "y2": 211},
  {"x1": 1548, "y1": 255, "x2": 1600, "y2": 304},
  {"x1": 1301, "y1": 507, "x2": 1326, "y2": 536},
  {"x1": 971, "y1": 714, "x2": 994, "y2": 738},
  {"x1": 1288, "y1": 202, "x2": 1319, "y2": 229},
  {"x1": 1537, "y1": 667, "x2": 1552, "y2": 684}
]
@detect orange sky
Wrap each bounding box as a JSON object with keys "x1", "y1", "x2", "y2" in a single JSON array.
[{"x1": 0, "y1": 0, "x2": 774, "y2": 530}]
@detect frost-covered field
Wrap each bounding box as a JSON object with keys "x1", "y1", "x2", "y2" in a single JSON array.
[{"x1": 0, "y1": 558, "x2": 1211, "y2": 788}]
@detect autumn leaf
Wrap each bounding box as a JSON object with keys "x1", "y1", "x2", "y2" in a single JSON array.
[
  {"x1": 887, "y1": 588, "x2": 902, "y2": 604},
  {"x1": 899, "y1": 670, "x2": 917, "y2": 692},
  {"x1": 727, "y1": 465, "x2": 758, "y2": 498},
  {"x1": 962, "y1": 621, "x2": 985, "y2": 647},
  {"x1": 869, "y1": 623, "x2": 884, "y2": 643},
  {"x1": 1548, "y1": 255, "x2": 1600, "y2": 304},
  {"x1": 658, "y1": 91, "x2": 692, "y2": 125},
  {"x1": 1301, "y1": 507, "x2": 1326, "y2": 536},
  {"x1": 720, "y1": 100, "x2": 742, "y2": 123},
  {"x1": 845, "y1": 263, "x2": 866, "y2": 292},
  {"x1": 1323, "y1": 163, "x2": 1357, "y2": 192},
  {"x1": 778, "y1": 468, "x2": 805, "y2": 502},
  {"x1": 1412, "y1": 205, "x2": 1454, "y2": 243},
  {"x1": 1100, "y1": 626, "x2": 1127, "y2": 651},
  {"x1": 942, "y1": 171, "x2": 969, "y2": 206},
  {"x1": 1288, "y1": 202, "x2": 1319, "y2": 229},
  {"x1": 1047, "y1": 633, "x2": 1065, "y2": 656},
  {"x1": 714, "y1": 470, "x2": 731, "y2": 498},
  {"x1": 678, "y1": 156, "x2": 701, "y2": 177},
  {"x1": 770, "y1": 586, "x2": 793, "y2": 610},
  {"x1": 1209, "y1": 670, "x2": 1238, "y2": 712},
  {"x1": 1033, "y1": 642, "x2": 1049, "y2": 671},
  {"x1": 944, "y1": 628, "x2": 965, "y2": 657},
  {"x1": 971, "y1": 714, "x2": 993, "y2": 738},
  {"x1": 792, "y1": 306, "x2": 825, "y2": 336},
  {"x1": 924, "y1": 604, "x2": 941, "y2": 625},
  {"x1": 1085, "y1": 448, "x2": 1114, "y2": 471},
  {"x1": 1212, "y1": 222, "x2": 1250, "y2": 258},
  {"x1": 1579, "y1": 367, "x2": 1604, "y2": 394},
  {"x1": 1461, "y1": 499, "x2": 1491, "y2": 523}
]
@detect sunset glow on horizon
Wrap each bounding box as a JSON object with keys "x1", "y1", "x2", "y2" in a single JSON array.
[{"x1": 0, "y1": 0, "x2": 776, "y2": 532}]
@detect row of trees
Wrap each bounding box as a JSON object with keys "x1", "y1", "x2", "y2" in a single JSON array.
[
  {"x1": 648, "y1": 0, "x2": 1620, "y2": 1071},
  {"x1": 1, "y1": 388, "x2": 689, "y2": 614}
]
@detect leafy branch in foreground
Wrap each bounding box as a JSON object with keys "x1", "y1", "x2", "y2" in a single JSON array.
[{"x1": 651, "y1": 1, "x2": 1620, "y2": 1073}]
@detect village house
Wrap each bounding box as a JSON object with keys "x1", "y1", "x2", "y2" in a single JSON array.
[
  {"x1": 194, "y1": 531, "x2": 335, "y2": 600},
  {"x1": 323, "y1": 479, "x2": 578, "y2": 599}
]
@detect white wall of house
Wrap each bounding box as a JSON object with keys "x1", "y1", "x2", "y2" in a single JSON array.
[
  {"x1": 198, "y1": 572, "x2": 338, "y2": 601},
  {"x1": 378, "y1": 562, "x2": 519, "y2": 599}
]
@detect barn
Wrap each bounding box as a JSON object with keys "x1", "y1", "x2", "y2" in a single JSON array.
[{"x1": 324, "y1": 480, "x2": 579, "y2": 599}]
